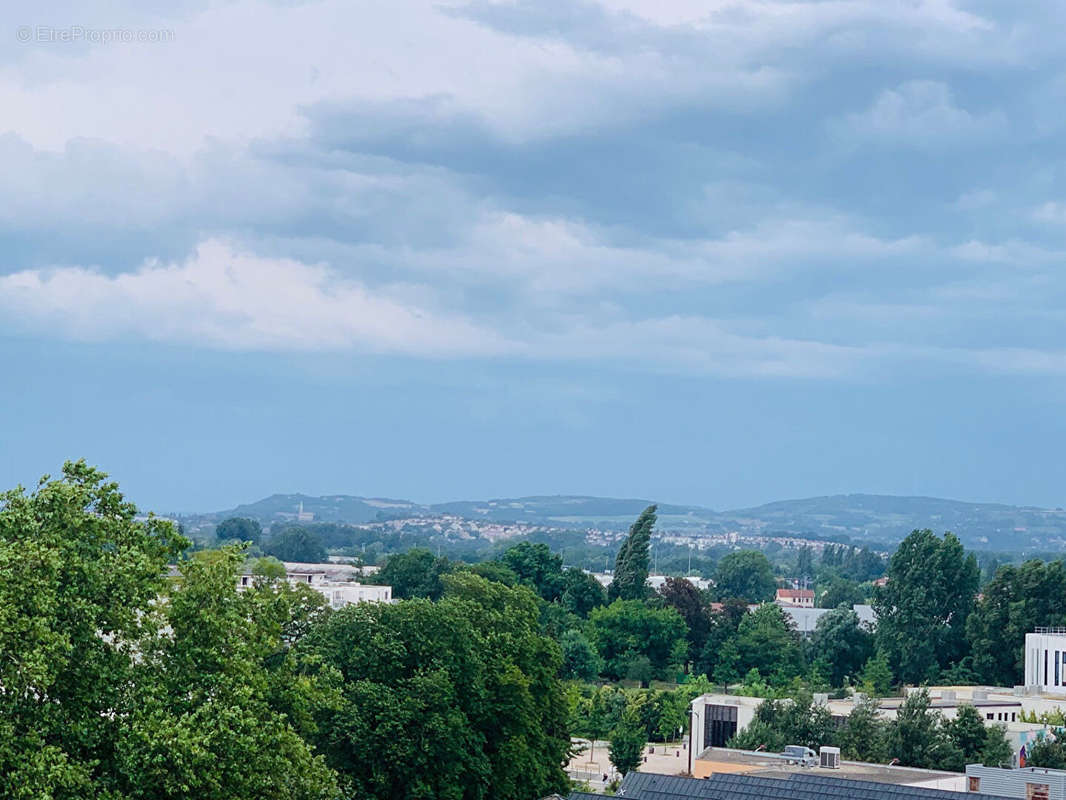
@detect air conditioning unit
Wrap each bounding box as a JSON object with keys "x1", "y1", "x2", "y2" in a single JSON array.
[{"x1": 820, "y1": 747, "x2": 841, "y2": 769}]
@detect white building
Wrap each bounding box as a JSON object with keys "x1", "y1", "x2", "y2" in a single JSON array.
[
  {"x1": 238, "y1": 567, "x2": 392, "y2": 608},
  {"x1": 1025, "y1": 628, "x2": 1066, "y2": 695},
  {"x1": 687, "y1": 686, "x2": 1048, "y2": 776}
]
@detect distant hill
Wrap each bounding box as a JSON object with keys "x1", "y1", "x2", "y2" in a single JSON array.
[
  {"x1": 719, "y1": 494, "x2": 1066, "y2": 550},
  {"x1": 225, "y1": 493, "x2": 423, "y2": 524},
  {"x1": 205, "y1": 491, "x2": 1066, "y2": 551}
]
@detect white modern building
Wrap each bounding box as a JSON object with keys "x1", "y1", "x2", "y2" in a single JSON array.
[
  {"x1": 1025, "y1": 629, "x2": 1066, "y2": 695},
  {"x1": 687, "y1": 687, "x2": 1048, "y2": 776},
  {"x1": 238, "y1": 567, "x2": 392, "y2": 608}
]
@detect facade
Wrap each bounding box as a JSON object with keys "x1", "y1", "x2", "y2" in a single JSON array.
[
  {"x1": 776, "y1": 588, "x2": 815, "y2": 608},
  {"x1": 966, "y1": 766, "x2": 1066, "y2": 800},
  {"x1": 1025, "y1": 630, "x2": 1066, "y2": 696},
  {"x1": 688, "y1": 688, "x2": 1041, "y2": 775},
  {"x1": 691, "y1": 747, "x2": 970, "y2": 790},
  {"x1": 237, "y1": 567, "x2": 391, "y2": 608}
]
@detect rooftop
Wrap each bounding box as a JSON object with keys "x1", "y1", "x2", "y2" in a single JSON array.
[
  {"x1": 694, "y1": 748, "x2": 969, "y2": 786},
  {"x1": 603, "y1": 769, "x2": 1012, "y2": 800}
]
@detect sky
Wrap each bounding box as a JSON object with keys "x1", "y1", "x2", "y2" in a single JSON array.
[{"x1": 3, "y1": 1, "x2": 1066, "y2": 513}]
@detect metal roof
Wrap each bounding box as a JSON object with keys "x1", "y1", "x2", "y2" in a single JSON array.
[{"x1": 594, "y1": 770, "x2": 1015, "y2": 800}]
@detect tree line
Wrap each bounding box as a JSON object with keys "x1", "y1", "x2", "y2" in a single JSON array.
[
  {"x1": 0, "y1": 463, "x2": 569, "y2": 800},
  {"x1": 9, "y1": 464, "x2": 1066, "y2": 797}
]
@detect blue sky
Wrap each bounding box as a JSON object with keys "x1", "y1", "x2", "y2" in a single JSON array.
[{"x1": 3, "y1": 1, "x2": 1066, "y2": 512}]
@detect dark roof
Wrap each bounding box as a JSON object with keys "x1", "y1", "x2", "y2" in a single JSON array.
[
  {"x1": 594, "y1": 770, "x2": 1014, "y2": 800},
  {"x1": 568, "y1": 793, "x2": 604, "y2": 800}
]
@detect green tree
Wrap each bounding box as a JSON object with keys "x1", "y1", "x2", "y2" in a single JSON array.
[
  {"x1": 500, "y1": 542, "x2": 565, "y2": 601},
  {"x1": 733, "y1": 603, "x2": 803, "y2": 683},
  {"x1": 375, "y1": 548, "x2": 452, "y2": 599},
  {"x1": 728, "y1": 693, "x2": 834, "y2": 752},
  {"x1": 714, "y1": 550, "x2": 776, "y2": 602},
  {"x1": 658, "y1": 576, "x2": 712, "y2": 665},
  {"x1": 608, "y1": 506, "x2": 656, "y2": 602},
  {"x1": 837, "y1": 697, "x2": 888, "y2": 762},
  {"x1": 588, "y1": 599, "x2": 688, "y2": 683},
  {"x1": 560, "y1": 629, "x2": 604, "y2": 681},
  {"x1": 796, "y1": 547, "x2": 814, "y2": 581},
  {"x1": 695, "y1": 599, "x2": 747, "y2": 678},
  {"x1": 1027, "y1": 736, "x2": 1066, "y2": 769},
  {"x1": 809, "y1": 606, "x2": 873, "y2": 687},
  {"x1": 0, "y1": 462, "x2": 338, "y2": 799},
  {"x1": 885, "y1": 689, "x2": 963, "y2": 771},
  {"x1": 981, "y1": 726, "x2": 1013, "y2": 768},
  {"x1": 303, "y1": 573, "x2": 570, "y2": 800},
  {"x1": 945, "y1": 704, "x2": 987, "y2": 765},
  {"x1": 859, "y1": 650, "x2": 894, "y2": 696},
  {"x1": 818, "y1": 576, "x2": 865, "y2": 609},
  {"x1": 608, "y1": 704, "x2": 646, "y2": 775},
  {"x1": 119, "y1": 548, "x2": 339, "y2": 799},
  {"x1": 967, "y1": 559, "x2": 1066, "y2": 685},
  {"x1": 216, "y1": 516, "x2": 262, "y2": 544},
  {"x1": 265, "y1": 526, "x2": 328, "y2": 563},
  {"x1": 712, "y1": 639, "x2": 741, "y2": 687},
  {"x1": 873, "y1": 530, "x2": 978, "y2": 683},
  {"x1": 467, "y1": 561, "x2": 518, "y2": 586},
  {"x1": 0, "y1": 461, "x2": 188, "y2": 798},
  {"x1": 560, "y1": 567, "x2": 607, "y2": 617}
]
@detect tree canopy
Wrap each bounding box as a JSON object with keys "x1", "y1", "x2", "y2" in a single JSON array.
[
  {"x1": 264, "y1": 526, "x2": 328, "y2": 563},
  {"x1": 608, "y1": 505, "x2": 655, "y2": 602},
  {"x1": 873, "y1": 530, "x2": 979, "y2": 683},
  {"x1": 301, "y1": 573, "x2": 570, "y2": 800},
  {"x1": 216, "y1": 516, "x2": 262, "y2": 544},
  {"x1": 588, "y1": 599, "x2": 687, "y2": 683},
  {"x1": 0, "y1": 461, "x2": 337, "y2": 800},
  {"x1": 714, "y1": 550, "x2": 776, "y2": 602}
]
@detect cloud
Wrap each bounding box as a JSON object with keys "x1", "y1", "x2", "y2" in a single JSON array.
[
  {"x1": 0, "y1": 240, "x2": 509, "y2": 356},
  {"x1": 832, "y1": 80, "x2": 1007, "y2": 148}
]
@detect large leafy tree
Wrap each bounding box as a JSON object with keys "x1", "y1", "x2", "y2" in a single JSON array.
[
  {"x1": 658, "y1": 576, "x2": 711, "y2": 665},
  {"x1": 885, "y1": 689, "x2": 963, "y2": 771},
  {"x1": 499, "y1": 542, "x2": 565, "y2": 601},
  {"x1": 608, "y1": 505, "x2": 656, "y2": 602},
  {"x1": 118, "y1": 549, "x2": 339, "y2": 800},
  {"x1": 967, "y1": 559, "x2": 1066, "y2": 685},
  {"x1": 302, "y1": 573, "x2": 570, "y2": 800},
  {"x1": 264, "y1": 526, "x2": 328, "y2": 563},
  {"x1": 873, "y1": 530, "x2": 979, "y2": 683},
  {"x1": 216, "y1": 516, "x2": 262, "y2": 544},
  {"x1": 733, "y1": 603, "x2": 803, "y2": 682},
  {"x1": 588, "y1": 599, "x2": 688, "y2": 683},
  {"x1": 560, "y1": 567, "x2": 607, "y2": 617},
  {"x1": 374, "y1": 547, "x2": 453, "y2": 599},
  {"x1": 0, "y1": 461, "x2": 338, "y2": 800},
  {"x1": 713, "y1": 550, "x2": 776, "y2": 602},
  {"x1": 0, "y1": 461, "x2": 188, "y2": 797},
  {"x1": 809, "y1": 606, "x2": 873, "y2": 687}
]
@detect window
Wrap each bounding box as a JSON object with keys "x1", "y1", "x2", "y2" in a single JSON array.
[
  {"x1": 969, "y1": 778, "x2": 980, "y2": 792},
  {"x1": 1056, "y1": 650, "x2": 1060, "y2": 686},
  {"x1": 1013, "y1": 713, "x2": 1018, "y2": 722},
  {"x1": 1027, "y1": 784, "x2": 1050, "y2": 800},
  {"x1": 987, "y1": 713, "x2": 994, "y2": 720}
]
